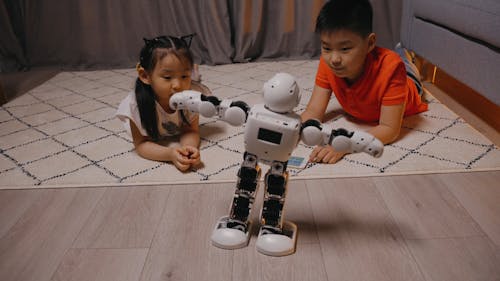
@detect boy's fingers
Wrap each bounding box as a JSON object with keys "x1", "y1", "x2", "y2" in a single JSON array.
[
  {"x1": 316, "y1": 147, "x2": 329, "y2": 161},
  {"x1": 327, "y1": 151, "x2": 345, "y2": 164},
  {"x1": 309, "y1": 146, "x2": 321, "y2": 161}
]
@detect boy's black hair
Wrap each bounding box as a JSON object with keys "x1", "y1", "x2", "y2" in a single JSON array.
[
  {"x1": 135, "y1": 35, "x2": 195, "y2": 140},
  {"x1": 315, "y1": 0, "x2": 373, "y2": 38}
]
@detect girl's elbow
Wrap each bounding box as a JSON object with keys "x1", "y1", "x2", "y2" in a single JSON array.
[
  {"x1": 134, "y1": 144, "x2": 148, "y2": 159},
  {"x1": 134, "y1": 141, "x2": 152, "y2": 159}
]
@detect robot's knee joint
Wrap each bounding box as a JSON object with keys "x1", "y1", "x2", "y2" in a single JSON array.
[
  {"x1": 238, "y1": 167, "x2": 258, "y2": 193},
  {"x1": 232, "y1": 196, "x2": 251, "y2": 221},
  {"x1": 266, "y1": 174, "x2": 285, "y2": 196},
  {"x1": 262, "y1": 199, "x2": 283, "y2": 227}
]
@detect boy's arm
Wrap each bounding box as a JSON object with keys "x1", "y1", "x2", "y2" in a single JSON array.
[
  {"x1": 368, "y1": 103, "x2": 405, "y2": 144},
  {"x1": 300, "y1": 85, "x2": 332, "y2": 122}
]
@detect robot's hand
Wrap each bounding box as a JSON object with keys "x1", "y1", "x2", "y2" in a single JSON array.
[
  {"x1": 170, "y1": 90, "x2": 249, "y2": 126},
  {"x1": 169, "y1": 90, "x2": 217, "y2": 117},
  {"x1": 301, "y1": 119, "x2": 383, "y2": 158},
  {"x1": 331, "y1": 130, "x2": 383, "y2": 158},
  {"x1": 300, "y1": 119, "x2": 324, "y2": 146},
  {"x1": 219, "y1": 100, "x2": 248, "y2": 126}
]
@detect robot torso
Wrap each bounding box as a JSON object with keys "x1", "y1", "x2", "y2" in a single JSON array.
[{"x1": 244, "y1": 104, "x2": 301, "y2": 163}]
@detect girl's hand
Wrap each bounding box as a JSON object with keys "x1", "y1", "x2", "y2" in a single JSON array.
[
  {"x1": 182, "y1": 145, "x2": 201, "y2": 166},
  {"x1": 171, "y1": 146, "x2": 201, "y2": 171},
  {"x1": 309, "y1": 145, "x2": 346, "y2": 164},
  {"x1": 172, "y1": 147, "x2": 194, "y2": 172}
]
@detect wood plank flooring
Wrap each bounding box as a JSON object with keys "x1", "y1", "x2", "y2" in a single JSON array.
[{"x1": 0, "y1": 171, "x2": 499, "y2": 281}]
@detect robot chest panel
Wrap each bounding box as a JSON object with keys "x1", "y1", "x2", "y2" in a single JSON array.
[{"x1": 244, "y1": 109, "x2": 301, "y2": 162}]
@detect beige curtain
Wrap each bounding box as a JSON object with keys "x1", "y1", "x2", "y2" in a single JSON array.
[{"x1": 1, "y1": 0, "x2": 402, "y2": 71}]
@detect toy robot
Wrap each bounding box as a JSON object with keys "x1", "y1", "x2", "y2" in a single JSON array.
[{"x1": 170, "y1": 73, "x2": 383, "y2": 256}]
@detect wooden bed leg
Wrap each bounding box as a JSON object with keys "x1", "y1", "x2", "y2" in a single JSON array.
[{"x1": 0, "y1": 81, "x2": 7, "y2": 105}]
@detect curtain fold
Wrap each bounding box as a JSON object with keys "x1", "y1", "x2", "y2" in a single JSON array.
[
  {"x1": 23, "y1": 0, "x2": 163, "y2": 69},
  {"x1": 156, "y1": 0, "x2": 234, "y2": 65},
  {"x1": 0, "y1": 0, "x2": 402, "y2": 72},
  {"x1": 229, "y1": 0, "x2": 325, "y2": 62},
  {"x1": 0, "y1": 1, "x2": 28, "y2": 71}
]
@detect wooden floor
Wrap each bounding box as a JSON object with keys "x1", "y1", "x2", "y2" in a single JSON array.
[
  {"x1": 0, "y1": 171, "x2": 499, "y2": 281},
  {"x1": 1, "y1": 65, "x2": 499, "y2": 280}
]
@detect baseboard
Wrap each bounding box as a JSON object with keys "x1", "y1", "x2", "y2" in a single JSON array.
[
  {"x1": 433, "y1": 68, "x2": 499, "y2": 130},
  {"x1": 415, "y1": 55, "x2": 500, "y2": 138}
]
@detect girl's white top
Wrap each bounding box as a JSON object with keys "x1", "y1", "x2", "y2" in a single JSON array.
[{"x1": 116, "y1": 92, "x2": 196, "y2": 138}]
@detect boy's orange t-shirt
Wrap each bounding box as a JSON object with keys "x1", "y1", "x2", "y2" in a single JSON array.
[{"x1": 315, "y1": 46, "x2": 428, "y2": 122}]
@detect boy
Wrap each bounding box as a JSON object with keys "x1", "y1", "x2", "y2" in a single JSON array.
[{"x1": 301, "y1": 0, "x2": 428, "y2": 164}]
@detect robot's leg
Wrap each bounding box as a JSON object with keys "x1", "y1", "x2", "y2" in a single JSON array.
[
  {"x1": 211, "y1": 152, "x2": 261, "y2": 249},
  {"x1": 256, "y1": 160, "x2": 297, "y2": 256}
]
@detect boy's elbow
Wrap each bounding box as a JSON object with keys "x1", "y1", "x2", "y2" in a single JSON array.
[
  {"x1": 300, "y1": 110, "x2": 321, "y2": 123},
  {"x1": 385, "y1": 127, "x2": 401, "y2": 144},
  {"x1": 374, "y1": 124, "x2": 401, "y2": 145}
]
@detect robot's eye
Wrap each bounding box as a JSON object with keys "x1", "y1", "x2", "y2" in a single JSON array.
[
  {"x1": 271, "y1": 85, "x2": 274, "y2": 88},
  {"x1": 289, "y1": 90, "x2": 293, "y2": 93}
]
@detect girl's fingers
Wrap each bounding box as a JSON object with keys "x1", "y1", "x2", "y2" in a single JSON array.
[
  {"x1": 181, "y1": 146, "x2": 201, "y2": 165},
  {"x1": 177, "y1": 154, "x2": 192, "y2": 165},
  {"x1": 175, "y1": 162, "x2": 190, "y2": 172},
  {"x1": 177, "y1": 147, "x2": 190, "y2": 157},
  {"x1": 184, "y1": 146, "x2": 199, "y2": 158}
]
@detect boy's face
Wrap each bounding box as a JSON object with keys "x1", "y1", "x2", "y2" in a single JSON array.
[
  {"x1": 138, "y1": 53, "x2": 192, "y2": 113},
  {"x1": 320, "y1": 29, "x2": 375, "y2": 84}
]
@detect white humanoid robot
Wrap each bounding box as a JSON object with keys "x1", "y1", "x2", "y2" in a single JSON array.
[{"x1": 170, "y1": 73, "x2": 383, "y2": 256}]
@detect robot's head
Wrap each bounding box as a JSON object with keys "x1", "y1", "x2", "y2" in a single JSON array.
[{"x1": 262, "y1": 72, "x2": 301, "y2": 113}]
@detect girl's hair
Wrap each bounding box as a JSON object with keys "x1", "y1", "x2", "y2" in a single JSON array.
[
  {"x1": 315, "y1": 0, "x2": 373, "y2": 38},
  {"x1": 135, "y1": 35, "x2": 195, "y2": 140}
]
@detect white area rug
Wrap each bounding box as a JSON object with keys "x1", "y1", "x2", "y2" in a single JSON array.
[{"x1": 1, "y1": 60, "x2": 499, "y2": 189}]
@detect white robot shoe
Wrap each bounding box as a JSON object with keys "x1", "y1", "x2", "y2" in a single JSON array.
[
  {"x1": 211, "y1": 216, "x2": 252, "y2": 249},
  {"x1": 255, "y1": 221, "x2": 297, "y2": 256}
]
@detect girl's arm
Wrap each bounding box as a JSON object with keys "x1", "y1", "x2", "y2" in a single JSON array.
[
  {"x1": 368, "y1": 103, "x2": 405, "y2": 144},
  {"x1": 180, "y1": 114, "x2": 200, "y2": 148},
  {"x1": 179, "y1": 114, "x2": 201, "y2": 166},
  {"x1": 130, "y1": 120, "x2": 177, "y2": 162}
]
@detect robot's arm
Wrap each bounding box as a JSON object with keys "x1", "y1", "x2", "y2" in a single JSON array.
[
  {"x1": 300, "y1": 119, "x2": 383, "y2": 157},
  {"x1": 169, "y1": 90, "x2": 249, "y2": 126}
]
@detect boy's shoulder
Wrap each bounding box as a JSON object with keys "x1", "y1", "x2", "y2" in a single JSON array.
[
  {"x1": 369, "y1": 46, "x2": 404, "y2": 71},
  {"x1": 372, "y1": 46, "x2": 400, "y2": 61}
]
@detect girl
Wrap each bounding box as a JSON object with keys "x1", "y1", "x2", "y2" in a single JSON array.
[{"x1": 116, "y1": 35, "x2": 202, "y2": 172}]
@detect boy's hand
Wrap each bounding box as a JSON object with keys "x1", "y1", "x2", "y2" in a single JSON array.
[{"x1": 309, "y1": 145, "x2": 347, "y2": 164}]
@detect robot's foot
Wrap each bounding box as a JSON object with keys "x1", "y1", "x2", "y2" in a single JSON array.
[
  {"x1": 211, "y1": 216, "x2": 251, "y2": 250},
  {"x1": 255, "y1": 221, "x2": 297, "y2": 256}
]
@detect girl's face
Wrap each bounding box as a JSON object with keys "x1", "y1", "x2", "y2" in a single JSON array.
[
  {"x1": 139, "y1": 52, "x2": 192, "y2": 113},
  {"x1": 320, "y1": 29, "x2": 375, "y2": 84}
]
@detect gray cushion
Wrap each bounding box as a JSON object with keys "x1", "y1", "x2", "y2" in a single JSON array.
[{"x1": 412, "y1": 0, "x2": 500, "y2": 48}]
